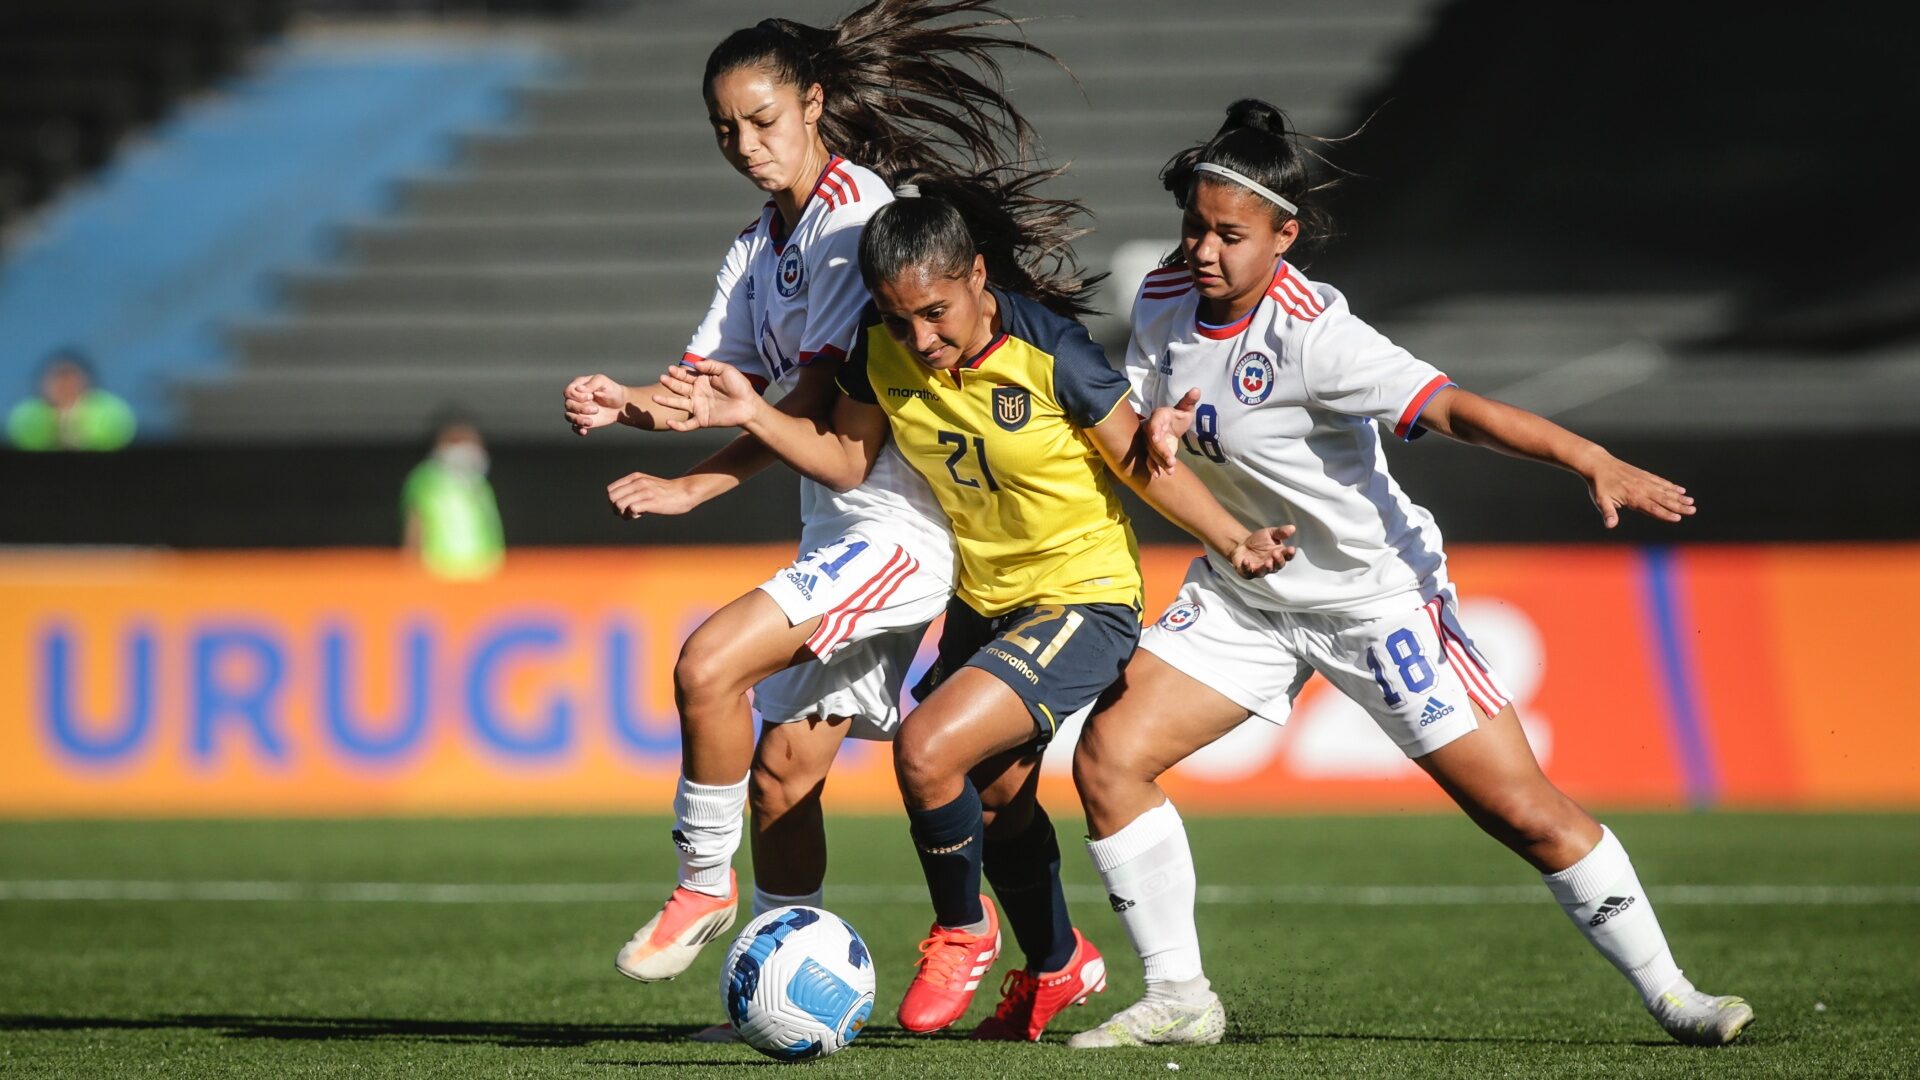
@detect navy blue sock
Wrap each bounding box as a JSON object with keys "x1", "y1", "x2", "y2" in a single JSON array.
[
  {"x1": 982, "y1": 804, "x2": 1076, "y2": 973},
  {"x1": 906, "y1": 781, "x2": 985, "y2": 929}
]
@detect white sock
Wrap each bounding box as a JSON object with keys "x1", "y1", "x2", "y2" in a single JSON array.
[
  {"x1": 1085, "y1": 800, "x2": 1203, "y2": 984},
  {"x1": 1541, "y1": 825, "x2": 1685, "y2": 1008},
  {"x1": 751, "y1": 884, "x2": 823, "y2": 918},
  {"x1": 672, "y1": 774, "x2": 747, "y2": 897}
]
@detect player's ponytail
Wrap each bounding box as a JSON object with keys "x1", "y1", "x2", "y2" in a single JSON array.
[
  {"x1": 703, "y1": 1, "x2": 1061, "y2": 180},
  {"x1": 858, "y1": 167, "x2": 1103, "y2": 320},
  {"x1": 1160, "y1": 97, "x2": 1348, "y2": 258}
]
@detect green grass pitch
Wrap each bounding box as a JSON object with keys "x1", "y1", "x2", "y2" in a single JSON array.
[{"x1": 2, "y1": 812, "x2": 1916, "y2": 1078}]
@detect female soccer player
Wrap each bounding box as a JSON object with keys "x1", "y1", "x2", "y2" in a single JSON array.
[
  {"x1": 656, "y1": 170, "x2": 1295, "y2": 1039},
  {"x1": 558, "y1": 2, "x2": 1061, "y2": 1001},
  {"x1": 1065, "y1": 99, "x2": 1752, "y2": 1049}
]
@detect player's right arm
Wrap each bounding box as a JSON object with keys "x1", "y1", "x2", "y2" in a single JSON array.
[
  {"x1": 564, "y1": 372, "x2": 705, "y2": 434},
  {"x1": 654, "y1": 358, "x2": 887, "y2": 493},
  {"x1": 605, "y1": 361, "x2": 836, "y2": 519},
  {"x1": 568, "y1": 223, "x2": 766, "y2": 436}
]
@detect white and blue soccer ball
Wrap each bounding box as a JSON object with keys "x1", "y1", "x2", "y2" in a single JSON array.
[{"x1": 718, "y1": 905, "x2": 875, "y2": 1061}]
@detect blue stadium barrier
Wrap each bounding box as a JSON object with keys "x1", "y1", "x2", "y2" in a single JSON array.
[{"x1": 0, "y1": 39, "x2": 554, "y2": 437}]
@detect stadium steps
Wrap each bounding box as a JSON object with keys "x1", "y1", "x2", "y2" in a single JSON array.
[{"x1": 178, "y1": 1, "x2": 1448, "y2": 439}]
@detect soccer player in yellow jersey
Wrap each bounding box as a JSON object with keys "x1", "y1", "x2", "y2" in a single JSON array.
[{"x1": 659, "y1": 171, "x2": 1295, "y2": 1040}]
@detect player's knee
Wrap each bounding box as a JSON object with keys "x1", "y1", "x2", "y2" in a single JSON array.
[
  {"x1": 749, "y1": 747, "x2": 825, "y2": 817},
  {"x1": 892, "y1": 724, "x2": 956, "y2": 805},
  {"x1": 1071, "y1": 718, "x2": 1145, "y2": 800},
  {"x1": 673, "y1": 636, "x2": 739, "y2": 707}
]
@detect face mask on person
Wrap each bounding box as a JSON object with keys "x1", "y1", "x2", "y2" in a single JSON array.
[{"x1": 436, "y1": 442, "x2": 489, "y2": 475}]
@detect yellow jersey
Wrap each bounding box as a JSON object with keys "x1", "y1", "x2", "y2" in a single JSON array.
[{"x1": 838, "y1": 288, "x2": 1142, "y2": 617}]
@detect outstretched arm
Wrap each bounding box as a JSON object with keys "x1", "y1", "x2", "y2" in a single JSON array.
[
  {"x1": 1416, "y1": 387, "x2": 1696, "y2": 528},
  {"x1": 604, "y1": 363, "x2": 836, "y2": 519},
  {"x1": 1086, "y1": 404, "x2": 1296, "y2": 578},
  {"x1": 652, "y1": 359, "x2": 889, "y2": 493},
  {"x1": 563, "y1": 372, "x2": 705, "y2": 434}
]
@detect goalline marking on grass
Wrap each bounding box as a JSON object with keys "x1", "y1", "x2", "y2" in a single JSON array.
[{"x1": 2, "y1": 880, "x2": 1917, "y2": 906}]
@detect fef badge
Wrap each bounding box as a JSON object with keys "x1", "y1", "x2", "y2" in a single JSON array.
[{"x1": 992, "y1": 386, "x2": 1030, "y2": 431}]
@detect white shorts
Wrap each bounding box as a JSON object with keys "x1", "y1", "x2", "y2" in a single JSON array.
[
  {"x1": 754, "y1": 531, "x2": 951, "y2": 740},
  {"x1": 1140, "y1": 558, "x2": 1512, "y2": 758}
]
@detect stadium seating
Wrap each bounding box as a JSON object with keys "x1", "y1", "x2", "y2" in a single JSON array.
[
  {"x1": 0, "y1": 1, "x2": 290, "y2": 227},
  {"x1": 175, "y1": 0, "x2": 1446, "y2": 439}
]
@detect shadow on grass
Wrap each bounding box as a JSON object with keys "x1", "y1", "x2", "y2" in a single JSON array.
[
  {"x1": 0, "y1": 1013, "x2": 774, "y2": 1049},
  {"x1": 0, "y1": 1013, "x2": 1769, "y2": 1053}
]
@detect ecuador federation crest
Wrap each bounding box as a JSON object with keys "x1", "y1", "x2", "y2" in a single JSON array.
[
  {"x1": 1231, "y1": 351, "x2": 1274, "y2": 405},
  {"x1": 992, "y1": 386, "x2": 1030, "y2": 431}
]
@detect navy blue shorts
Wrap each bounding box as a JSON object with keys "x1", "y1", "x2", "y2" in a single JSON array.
[{"x1": 914, "y1": 597, "x2": 1141, "y2": 749}]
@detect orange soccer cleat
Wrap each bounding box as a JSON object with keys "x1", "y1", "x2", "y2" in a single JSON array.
[
  {"x1": 614, "y1": 870, "x2": 738, "y2": 982},
  {"x1": 896, "y1": 896, "x2": 1003, "y2": 1033},
  {"x1": 970, "y1": 929, "x2": 1107, "y2": 1041}
]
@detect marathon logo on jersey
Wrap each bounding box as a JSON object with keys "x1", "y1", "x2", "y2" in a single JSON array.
[
  {"x1": 1159, "y1": 601, "x2": 1202, "y2": 632},
  {"x1": 992, "y1": 386, "x2": 1030, "y2": 431},
  {"x1": 784, "y1": 569, "x2": 819, "y2": 600},
  {"x1": 1589, "y1": 894, "x2": 1637, "y2": 926},
  {"x1": 1419, "y1": 697, "x2": 1455, "y2": 726},
  {"x1": 776, "y1": 246, "x2": 806, "y2": 298},
  {"x1": 887, "y1": 386, "x2": 936, "y2": 401},
  {"x1": 1231, "y1": 351, "x2": 1274, "y2": 405}
]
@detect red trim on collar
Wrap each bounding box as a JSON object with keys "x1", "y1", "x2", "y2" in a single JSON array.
[
  {"x1": 771, "y1": 154, "x2": 845, "y2": 253},
  {"x1": 965, "y1": 333, "x2": 1010, "y2": 368}
]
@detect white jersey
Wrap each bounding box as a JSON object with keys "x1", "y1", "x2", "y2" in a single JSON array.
[
  {"x1": 685, "y1": 156, "x2": 949, "y2": 560},
  {"x1": 1125, "y1": 259, "x2": 1455, "y2": 619}
]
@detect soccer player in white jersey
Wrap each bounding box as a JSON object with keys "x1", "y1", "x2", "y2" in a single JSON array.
[
  {"x1": 1066, "y1": 100, "x2": 1752, "y2": 1050},
  {"x1": 558, "y1": 4, "x2": 1065, "y2": 1024}
]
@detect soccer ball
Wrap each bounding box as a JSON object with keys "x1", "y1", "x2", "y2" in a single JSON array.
[{"x1": 718, "y1": 905, "x2": 876, "y2": 1061}]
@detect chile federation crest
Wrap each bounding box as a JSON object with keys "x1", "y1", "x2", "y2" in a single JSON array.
[
  {"x1": 776, "y1": 246, "x2": 806, "y2": 298},
  {"x1": 1231, "y1": 351, "x2": 1274, "y2": 405}
]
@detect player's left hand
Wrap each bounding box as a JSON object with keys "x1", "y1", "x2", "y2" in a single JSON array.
[
  {"x1": 655, "y1": 360, "x2": 760, "y2": 431},
  {"x1": 607, "y1": 471, "x2": 700, "y2": 519},
  {"x1": 1584, "y1": 454, "x2": 1696, "y2": 528},
  {"x1": 1230, "y1": 525, "x2": 1297, "y2": 578},
  {"x1": 1145, "y1": 387, "x2": 1202, "y2": 478}
]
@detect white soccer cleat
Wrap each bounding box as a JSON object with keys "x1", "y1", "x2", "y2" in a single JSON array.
[
  {"x1": 614, "y1": 871, "x2": 738, "y2": 982},
  {"x1": 1066, "y1": 992, "x2": 1227, "y2": 1048},
  {"x1": 1651, "y1": 986, "x2": 1755, "y2": 1046}
]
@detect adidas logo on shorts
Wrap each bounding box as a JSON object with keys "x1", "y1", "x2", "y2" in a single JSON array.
[
  {"x1": 1589, "y1": 895, "x2": 1637, "y2": 926},
  {"x1": 1418, "y1": 698, "x2": 1455, "y2": 727},
  {"x1": 784, "y1": 569, "x2": 819, "y2": 600}
]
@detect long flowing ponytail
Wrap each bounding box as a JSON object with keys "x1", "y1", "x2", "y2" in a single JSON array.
[
  {"x1": 703, "y1": 1, "x2": 1063, "y2": 179},
  {"x1": 858, "y1": 166, "x2": 1104, "y2": 321}
]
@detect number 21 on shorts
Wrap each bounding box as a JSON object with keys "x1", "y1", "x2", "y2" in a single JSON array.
[{"x1": 1001, "y1": 605, "x2": 1084, "y2": 667}]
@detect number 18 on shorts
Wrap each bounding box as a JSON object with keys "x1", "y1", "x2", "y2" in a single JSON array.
[{"x1": 1141, "y1": 563, "x2": 1512, "y2": 759}]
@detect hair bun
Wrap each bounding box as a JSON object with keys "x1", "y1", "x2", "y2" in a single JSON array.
[{"x1": 1220, "y1": 98, "x2": 1287, "y2": 138}]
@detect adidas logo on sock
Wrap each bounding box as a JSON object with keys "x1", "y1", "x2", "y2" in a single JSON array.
[
  {"x1": 1588, "y1": 894, "x2": 1637, "y2": 925},
  {"x1": 1418, "y1": 698, "x2": 1455, "y2": 727},
  {"x1": 1108, "y1": 893, "x2": 1135, "y2": 913},
  {"x1": 671, "y1": 829, "x2": 696, "y2": 854}
]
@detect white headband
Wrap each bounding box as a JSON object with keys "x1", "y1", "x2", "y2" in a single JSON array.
[{"x1": 1192, "y1": 162, "x2": 1297, "y2": 215}]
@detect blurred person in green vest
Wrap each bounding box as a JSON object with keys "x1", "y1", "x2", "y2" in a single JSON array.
[
  {"x1": 7, "y1": 348, "x2": 137, "y2": 451},
  {"x1": 403, "y1": 413, "x2": 504, "y2": 580}
]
